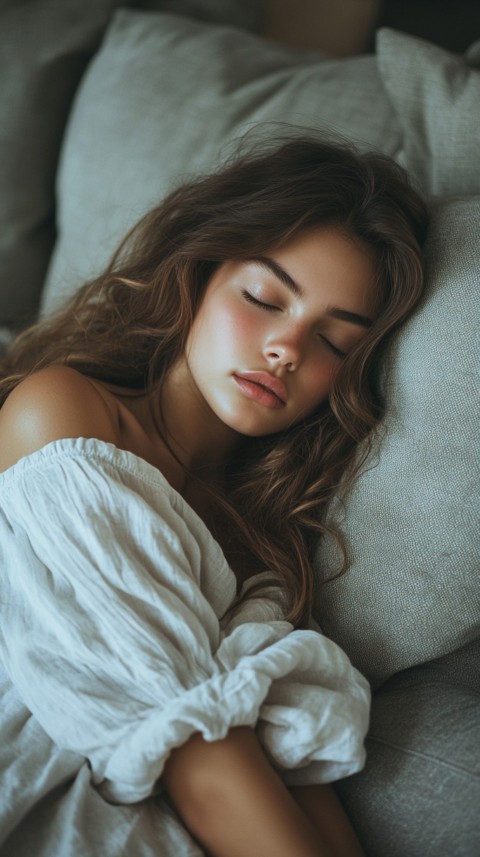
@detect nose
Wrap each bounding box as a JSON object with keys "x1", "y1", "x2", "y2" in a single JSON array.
[{"x1": 263, "y1": 326, "x2": 303, "y2": 371}]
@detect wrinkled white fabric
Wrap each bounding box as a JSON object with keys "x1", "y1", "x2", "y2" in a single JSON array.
[{"x1": 0, "y1": 438, "x2": 369, "y2": 838}]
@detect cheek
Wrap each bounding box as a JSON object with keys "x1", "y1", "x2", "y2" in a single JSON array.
[
  {"x1": 188, "y1": 298, "x2": 258, "y2": 366},
  {"x1": 209, "y1": 301, "x2": 260, "y2": 353},
  {"x1": 302, "y1": 356, "x2": 336, "y2": 407}
]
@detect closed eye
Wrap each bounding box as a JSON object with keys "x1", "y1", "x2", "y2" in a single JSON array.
[
  {"x1": 241, "y1": 290, "x2": 278, "y2": 312},
  {"x1": 320, "y1": 336, "x2": 347, "y2": 359}
]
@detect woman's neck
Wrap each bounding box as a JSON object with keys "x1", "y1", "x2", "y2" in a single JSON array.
[
  {"x1": 155, "y1": 358, "x2": 242, "y2": 481},
  {"x1": 90, "y1": 364, "x2": 242, "y2": 498}
]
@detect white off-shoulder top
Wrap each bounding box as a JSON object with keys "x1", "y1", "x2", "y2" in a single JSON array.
[{"x1": 0, "y1": 438, "x2": 369, "y2": 815}]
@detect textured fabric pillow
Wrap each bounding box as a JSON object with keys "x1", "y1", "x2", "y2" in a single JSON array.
[
  {"x1": 314, "y1": 196, "x2": 480, "y2": 687},
  {"x1": 376, "y1": 28, "x2": 480, "y2": 197},
  {"x1": 42, "y1": 9, "x2": 401, "y2": 312},
  {"x1": 0, "y1": 1, "x2": 265, "y2": 332}
]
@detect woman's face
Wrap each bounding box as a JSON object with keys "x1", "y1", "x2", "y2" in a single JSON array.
[{"x1": 182, "y1": 226, "x2": 378, "y2": 438}]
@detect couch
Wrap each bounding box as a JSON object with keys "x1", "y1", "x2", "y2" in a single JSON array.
[{"x1": 1, "y1": 2, "x2": 479, "y2": 855}]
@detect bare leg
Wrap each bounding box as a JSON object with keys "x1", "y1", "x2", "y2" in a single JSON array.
[{"x1": 163, "y1": 726, "x2": 342, "y2": 857}]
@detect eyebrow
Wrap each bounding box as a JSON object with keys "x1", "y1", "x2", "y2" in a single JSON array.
[
  {"x1": 253, "y1": 255, "x2": 373, "y2": 328},
  {"x1": 254, "y1": 255, "x2": 303, "y2": 297}
]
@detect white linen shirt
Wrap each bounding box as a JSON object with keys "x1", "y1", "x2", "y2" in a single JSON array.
[{"x1": 0, "y1": 438, "x2": 369, "y2": 851}]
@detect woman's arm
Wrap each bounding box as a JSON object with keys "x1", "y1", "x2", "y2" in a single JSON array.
[
  {"x1": 163, "y1": 726, "x2": 365, "y2": 857},
  {"x1": 0, "y1": 367, "x2": 367, "y2": 856},
  {"x1": 291, "y1": 783, "x2": 366, "y2": 857}
]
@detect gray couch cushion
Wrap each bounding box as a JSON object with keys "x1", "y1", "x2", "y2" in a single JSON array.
[
  {"x1": 0, "y1": 0, "x2": 121, "y2": 329},
  {"x1": 42, "y1": 9, "x2": 400, "y2": 312},
  {"x1": 376, "y1": 28, "x2": 480, "y2": 197},
  {"x1": 314, "y1": 196, "x2": 480, "y2": 686},
  {"x1": 336, "y1": 639, "x2": 480, "y2": 857}
]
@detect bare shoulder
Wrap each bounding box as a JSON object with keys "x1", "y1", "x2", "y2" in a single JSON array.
[{"x1": 0, "y1": 365, "x2": 120, "y2": 472}]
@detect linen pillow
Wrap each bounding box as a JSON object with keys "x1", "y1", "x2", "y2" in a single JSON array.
[
  {"x1": 42, "y1": 9, "x2": 401, "y2": 312},
  {"x1": 376, "y1": 28, "x2": 480, "y2": 197},
  {"x1": 314, "y1": 196, "x2": 480, "y2": 687},
  {"x1": 0, "y1": 1, "x2": 265, "y2": 332}
]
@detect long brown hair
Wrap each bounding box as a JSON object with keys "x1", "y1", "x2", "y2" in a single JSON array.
[{"x1": 0, "y1": 135, "x2": 428, "y2": 627}]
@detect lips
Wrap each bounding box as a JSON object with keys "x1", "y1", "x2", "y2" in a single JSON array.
[{"x1": 233, "y1": 371, "x2": 287, "y2": 406}]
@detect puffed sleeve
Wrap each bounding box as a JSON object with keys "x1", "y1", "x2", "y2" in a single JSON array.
[
  {"x1": 220, "y1": 586, "x2": 370, "y2": 785},
  {"x1": 0, "y1": 439, "x2": 369, "y2": 804}
]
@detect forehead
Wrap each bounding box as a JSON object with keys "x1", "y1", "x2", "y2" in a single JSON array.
[{"x1": 264, "y1": 226, "x2": 379, "y2": 316}]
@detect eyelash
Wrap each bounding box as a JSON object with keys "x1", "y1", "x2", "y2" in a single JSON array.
[
  {"x1": 242, "y1": 290, "x2": 347, "y2": 358},
  {"x1": 242, "y1": 290, "x2": 278, "y2": 312},
  {"x1": 321, "y1": 338, "x2": 347, "y2": 359}
]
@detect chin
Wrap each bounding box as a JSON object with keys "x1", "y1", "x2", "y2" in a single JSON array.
[
  {"x1": 216, "y1": 410, "x2": 274, "y2": 438},
  {"x1": 231, "y1": 417, "x2": 291, "y2": 439}
]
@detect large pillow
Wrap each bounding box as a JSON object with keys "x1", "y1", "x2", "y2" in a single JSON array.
[
  {"x1": 42, "y1": 9, "x2": 401, "y2": 312},
  {"x1": 0, "y1": 1, "x2": 265, "y2": 332},
  {"x1": 314, "y1": 196, "x2": 480, "y2": 688},
  {"x1": 376, "y1": 28, "x2": 480, "y2": 197}
]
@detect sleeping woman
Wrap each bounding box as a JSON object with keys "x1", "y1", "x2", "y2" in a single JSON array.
[{"x1": 0, "y1": 136, "x2": 427, "y2": 857}]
